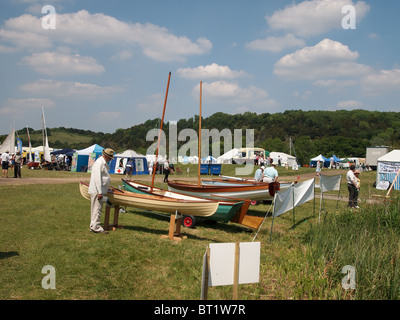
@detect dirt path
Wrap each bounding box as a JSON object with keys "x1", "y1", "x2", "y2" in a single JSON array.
[
  {"x1": 2, "y1": 170, "x2": 383, "y2": 204},
  {"x1": 0, "y1": 169, "x2": 338, "y2": 186}
]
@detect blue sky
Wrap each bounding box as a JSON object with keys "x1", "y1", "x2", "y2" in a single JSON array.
[{"x1": 0, "y1": 0, "x2": 399, "y2": 135}]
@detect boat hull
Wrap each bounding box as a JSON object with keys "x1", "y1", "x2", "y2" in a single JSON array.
[
  {"x1": 202, "y1": 178, "x2": 292, "y2": 190},
  {"x1": 79, "y1": 182, "x2": 218, "y2": 217},
  {"x1": 167, "y1": 180, "x2": 279, "y2": 201},
  {"x1": 27, "y1": 162, "x2": 40, "y2": 169},
  {"x1": 121, "y1": 179, "x2": 245, "y2": 223}
]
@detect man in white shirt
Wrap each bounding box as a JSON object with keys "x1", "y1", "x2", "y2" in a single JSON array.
[
  {"x1": 346, "y1": 165, "x2": 359, "y2": 208},
  {"x1": 88, "y1": 148, "x2": 115, "y2": 234},
  {"x1": 1, "y1": 151, "x2": 10, "y2": 178}
]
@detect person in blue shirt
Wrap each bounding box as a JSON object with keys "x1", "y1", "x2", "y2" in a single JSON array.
[
  {"x1": 125, "y1": 158, "x2": 134, "y2": 179},
  {"x1": 254, "y1": 166, "x2": 264, "y2": 181},
  {"x1": 262, "y1": 163, "x2": 278, "y2": 183}
]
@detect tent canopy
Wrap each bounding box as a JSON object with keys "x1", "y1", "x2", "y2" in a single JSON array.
[
  {"x1": 217, "y1": 148, "x2": 239, "y2": 164},
  {"x1": 378, "y1": 149, "x2": 400, "y2": 162},
  {"x1": 270, "y1": 151, "x2": 297, "y2": 166},
  {"x1": 114, "y1": 149, "x2": 145, "y2": 158},
  {"x1": 75, "y1": 144, "x2": 104, "y2": 155},
  {"x1": 329, "y1": 155, "x2": 341, "y2": 162},
  {"x1": 311, "y1": 154, "x2": 327, "y2": 162},
  {"x1": 201, "y1": 155, "x2": 217, "y2": 163},
  {"x1": 110, "y1": 149, "x2": 149, "y2": 175},
  {"x1": 310, "y1": 154, "x2": 329, "y2": 167},
  {"x1": 376, "y1": 149, "x2": 400, "y2": 191},
  {"x1": 51, "y1": 148, "x2": 75, "y2": 155}
]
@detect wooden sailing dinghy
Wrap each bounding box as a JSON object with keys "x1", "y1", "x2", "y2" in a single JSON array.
[
  {"x1": 167, "y1": 81, "x2": 279, "y2": 203},
  {"x1": 121, "y1": 179, "x2": 254, "y2": 227},
  {"x1": 202, "y1": 176, "x2": 293, "y2": 189},
  {"x1": 167, "y1": 180, "x2": 279, "y2": 201},
  {"x1": 79, "y1": 181, "x2": 218, "y2": 217}
]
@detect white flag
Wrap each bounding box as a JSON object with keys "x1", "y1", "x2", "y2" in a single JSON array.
[
  {"x1": 273, "y1": 179, "x2": 315, "y2": 217},
  {"x1": 320, "y1": 175, "x2": 342, "y2": 192}
]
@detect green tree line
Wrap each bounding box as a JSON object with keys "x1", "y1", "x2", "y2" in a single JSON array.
[
  {"x1": 3, "y1": 110, "x2": 399, "y2": 165},
  {"x1": 92, "y1": 109, "x2": 399, "y2": 165}
]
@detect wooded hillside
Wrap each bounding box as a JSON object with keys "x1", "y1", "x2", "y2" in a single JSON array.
[{"x1": 5, "y1": 109, "x2": 400, "y2": 165}]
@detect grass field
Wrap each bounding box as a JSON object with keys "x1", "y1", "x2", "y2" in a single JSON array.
[{"x1": 0, "y1": 165, "x2": 399, "y2": 300}]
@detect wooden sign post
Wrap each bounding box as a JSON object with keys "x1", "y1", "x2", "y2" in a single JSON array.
[
  {"x1": 201, "y1": 242, "x2": 260, "y2": 300},
  {"x1": 232, "y1": 242, "x2": 240, "y2": 300}
]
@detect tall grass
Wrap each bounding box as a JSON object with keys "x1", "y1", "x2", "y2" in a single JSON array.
[{"x1": 302, "y1": 197, "x2": 400, "y2": 299}]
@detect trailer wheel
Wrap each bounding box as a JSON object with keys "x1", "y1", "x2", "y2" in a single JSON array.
[{"x1": 183, "y1": 215, "x2": 197, "y2": 228}]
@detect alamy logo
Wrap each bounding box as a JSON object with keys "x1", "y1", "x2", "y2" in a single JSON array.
[
  {"x1": 41, "y1": 265, "x2": 56, "y2": 289},
  {"x1": 341, "y1": 265, "x2": 356, "y2": 290},
  {"x1": 146, "y1": 124, "x2": 255, "y2": 175},
  {"x1": 342, "y1": 5, "x2": 356, "y2": 30},
  {"x1": 42, "y1": 5, "x2": 56, "y2": 30}
]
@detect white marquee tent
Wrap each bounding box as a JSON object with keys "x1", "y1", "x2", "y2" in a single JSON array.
[
  {"x1": 269, "y1": 152, "x2": 297, "y2": 167},
  {"x1": 217, "y1": 148, "x2": 240, "y2": 164},
  {"x1": 376, "y1": 149, "x2": 400, "y2": 191}
]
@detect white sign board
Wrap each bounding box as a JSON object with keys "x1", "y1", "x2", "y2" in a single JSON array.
[{"x1": 204, "y1": 242, "x2": 260, "y2": 287}]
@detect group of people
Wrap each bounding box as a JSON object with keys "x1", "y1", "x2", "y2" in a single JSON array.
[
  {"x1": 1, "y1": 150, "x2": 23, "y2": 179},
  {"x1": 254, "y1": 154, "x2": 279, "y2": 167},
  {"x1": 347, "y1": 164, "x2": 361, "y2": 209},
  {"x1": 254, "y1": 162, "x2": 279, "y2": 183}
]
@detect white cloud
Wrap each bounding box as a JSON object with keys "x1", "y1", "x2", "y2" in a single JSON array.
[
  {"x1": 20, "y1": 79, "x2": 124, "y2": 99},
  {"x1": 266, "y1": 0, "x2": 370, "y2": 37},
  {"x1": 361, "y1": 69, "x2": 400, "y2": 95},
  {"x1": 274, "y1": 39, "x2": 372, "y2": 80},
  {"x1": 0, "y1": 10, "x2": 212, "y2": 62},
  {"x1": 191, "y1": 81, "x2": 279, "y2": 110},
  {"x1": 110, "y1": 50, "x2": 133, "y2": 61},
  {"x1": 21, "y1": 51, "x2": 105, "y2": 76},
  {"x1": 177, "y1": 63, "x2": 246, "y2": 80},
  {"x1": 246, "y1": 34, "x2": 306, "y2": 53}
]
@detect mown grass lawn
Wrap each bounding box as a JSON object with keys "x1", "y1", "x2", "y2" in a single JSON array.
[{"x1": 0, "y1": 166, "x2": 399, "y2": 300}]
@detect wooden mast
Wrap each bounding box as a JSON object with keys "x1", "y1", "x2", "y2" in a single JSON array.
[
  {"x1": 197, "y1": 81, "x2": 202, "y2": 186},
  {"x1": 151, "y1": 72, "x2": 171, "y2": 192}
]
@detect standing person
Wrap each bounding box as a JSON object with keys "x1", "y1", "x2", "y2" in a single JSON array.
[
  {"x1": 263, "y1": 163, "x2": 278, "y2": 183},
  {"x1": 347, "y1": 165, "x2": 358, "y2": 209},
  {"x1": 354, "y1": 170, "x2": 361, "y2": 209},
  {"x1": 254, "y1": 166, "x2": 264, "y2": 182},
  {"x1": 315, "y1": 161, "x2": 321, "y2": 176},
  {"x1": 1, "y1": 150, "x2": 10, "y2": 178},
  {"x1": 13, "y1": 151, "x2": 23, "y2": 178},
  {"x1": 88, "y1": 148, "x2": 115, "y2": 234},
  {"x1": 125, "y1": 158, "x2": 133, "y2": 180},
  {"x1": 163, "y1": 160, "x2": 171, "y2": 182}
]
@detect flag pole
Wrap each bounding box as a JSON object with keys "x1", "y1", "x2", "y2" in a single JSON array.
[
  {"x1": 151, "y1": 72, "x2": 171, "y2": 192},
  {"x1": 197, "y1": 81, "x2": 202, "y2": 186}
]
